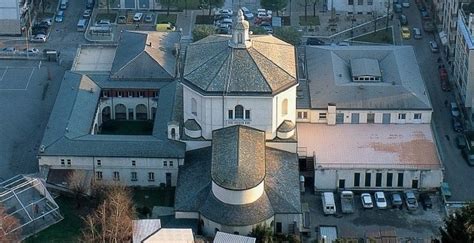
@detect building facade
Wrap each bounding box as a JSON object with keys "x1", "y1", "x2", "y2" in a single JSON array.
[{"x1": 326, "y1": 0, "x2": 392, "y2": 15}]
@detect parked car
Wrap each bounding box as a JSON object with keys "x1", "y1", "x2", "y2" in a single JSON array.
[
  {"x1": 402, "y1": 0, "x2": 410, "y2": 7},
  {"x1": 401, "y1": 27, "x2": 411, "y2": 39},
  {"x1": 218, "y1": 9, "x2": 233, "y2": 16},
  {"x1": 404, "y1": 191, "x2": 419, "y2": 210},
  {"x1": 394, "y1": 3, "x2": 402, "y2": 13},
  {"x1": 118, "y1": 15, "x2": 126, "y2": 24},
  {"x1": 429, "y1": 41, "x2": 439, "y2": 52},
  {"x1": 144, "y1": 14, "x2": 153, "y2": 23},
  {"x1": 260, "y1": 22, "x2": 273, "y2": 34},
  {"x1": 456, "y1": 135, "x2": 467, "y2": 149},
  {"x1": 421, "y1": 10, "x2": 430, "y2": 20},
  {"x1": 83, "y1": 9, "x2": 92, "y2": 19},
  {"x1": 96, "y1": 19, "x2": 111, "y2": 26},
  {"x1": 361, "y1": 193, "x2": 374, "y2": 209},
  {"x1": 32, "y1": 26, "x2": 48, "y2": 35},
  {"x1": 2, "y1": 47, "x2": 17, "y2": 53},
  {"x1": 413, "y1": 27, "x2": 422, "y2": 39},
  {"x1": 22, "y1": 48, "x2": 39, "y2": 55},
  {"x1": 391, "y1": 193, "x2": 403, "y2": 209},
  {"x1": 462, "y1": 148, "x2": 474, "y2": 166},
  {"x1": 133, "y1": 12, "x2": 143, "y2": 22},
  {"x1": 420, "y1": 193, "x2": 433, "y2": 210},
  {"x1": 31, "y1": 34, "x2": 47, "y2": 42},
  {"x1": 374, "y1": 192, "x2": 387, "y2": 209},
  {"x1": 452, "y1": 117, "x2": 463, "y2": 133},
  {"x1": 451, "y1": 102, "x2": 460, "y2": 117},
  {"x1": 40, "y1": 18, "x2": 52, "y2": 26},
  {"x1": 55, "y1": 11, "x2": 64, "y2": 23},
  {"x1": 399, "y1": 14, "x2": 408, "y2": 25},
  {"x1": 306, "y1": 37, "x2": 325, "y2": 45},
  {"x1": 241, "y1": 7, "x2": 254, "y2": 20}
]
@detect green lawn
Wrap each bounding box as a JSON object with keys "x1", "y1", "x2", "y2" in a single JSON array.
[
  {"x1": 299, "y1": 16, "x2": 320, "y2": 26},
  {"x1": 157, "y1": 13, "x2": 177, "y2": 24},
  {"x1": 353, "y1": 27, "x2": 393, "y2": 44},
  {"x1": 100, "y1": 120, "x2": 154, "y2": 135},
  {"x1": 133, "y1": 187, "x2": 175, "y2": 209},
  {"x1": 25, "y1": 197, "x2": 89, "y2": 243}
]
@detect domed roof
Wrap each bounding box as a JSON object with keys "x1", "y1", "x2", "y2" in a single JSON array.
[
  {"x1": 183, "y1": 35, "x2": 297, "y2": 95},
  {"x1": 211, "y1": 126, "x2": 266, "y2": 190}
]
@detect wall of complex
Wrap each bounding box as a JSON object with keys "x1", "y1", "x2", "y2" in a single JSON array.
[
  {"x1": 296, "y1": 109, "x2": 432, "y2": 124},
  {"x1": 39, "y1": 156, "x2": 181, "y2": 186},
  {"x1": 182, "y1": 84, "x2": 297, "y2": 140},
  {"x1": 201, "y1": 215, "x2": 274, "y2": 237},
  {"x1": 314, "y1": 168, "x2": 443, "y2": 190}
]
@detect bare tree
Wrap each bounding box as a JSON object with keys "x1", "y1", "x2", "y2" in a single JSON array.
[
  {"x1": 81, "y1": 184, "x2": 135, "y2": 243},
  {"x1": 0, "y1": 205, "x2": 21, "y2": 242},
  {"x1": 67, "y1": 170, "x2": 88, "y2": 208}
]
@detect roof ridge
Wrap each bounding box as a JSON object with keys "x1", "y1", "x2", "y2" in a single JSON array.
[
  {"x1": 265, "y1": 185, "x2": 300, "y2": 213},
  {"x1": 113, "y1": 49, "x2": 145, "y2": 75},
  {"x1": 185, "y1": 46, "x2": 229, "y2": 79},
  {"x1": 208, "y1": 49, "x2": 232, "y2": 92},
  {"x1": 142, "y1": 51, "x2": 173, "y2": 77},
  {"x1": 252, "y1": 38, "x2": 293, "y2": 47},
  {"x1": 250, "y1": 46, "x2": 296, "y2": 79}
]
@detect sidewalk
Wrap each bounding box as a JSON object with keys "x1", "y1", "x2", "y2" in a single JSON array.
[{"x1": 176, "y1": 10, "x2": 197, "y2": 37}]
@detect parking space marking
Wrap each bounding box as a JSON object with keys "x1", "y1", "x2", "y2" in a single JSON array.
[
  {"x1": 24, "y1": 68, "x2": 35, "y2": 90},
  {"x1": 0, "y1": 67, "x2": 36, "y2": 91},
  {"x1": 0, "y1": 67, "x2": 7, "y2": 82}
]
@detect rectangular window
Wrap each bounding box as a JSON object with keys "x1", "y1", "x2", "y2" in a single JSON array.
[
  {"x1": 348, "y1": 0, "x2": 354, "y2": 5},
  {"x1": 113, "y1": 171, "x2": 120, "y2": 181},
  {"x1": 169, "y1": 161, "x2": 174, "y2": 167},
  {"x1": 128, "y1": 91, "x2": 133, "y2": 97},
  {"x1": 228, "y1": 110, "x2": 233, "y2": 119},
  {"x1": 163, "y1": 161, "x2": 167, "y2": 167},
  {"x1": 97, "y1": 160, "x2": 101, "y2": 167},
  {"x1": 132, "y1": 160, "x2": 136, "y2": 166},
  {"x1": 131, "y1": 172, "x2": 137, "y2": 181},
  {"x1": 102, "y1": 91, "x2": 109, "y2": 97},
  {"x1": 298, "y1": 112, "x2": 308, "y2": 119},
  {"x1": 358, "y1": 0, "x2": 363, "y2": 5},
  {"x1": 414, "y1": 113, "x2": 422, "y2": 120},
  {"x1": 96, "y1": 171, "x2": 102, "y2": 180},
  {"x1": 117, "y1": 91, "x2": 123, "y2": 97},
  {"x1": 387, "y1": 173, "x2": 393, "y2": 187},
  {"x1": 368, "y1": 0, "x2": 373, "y2": 5},
  {"x1": 245, "y1": 110, "x2": 251, "y2": 120},
  {"x1": 148, "y1": 172, "x2": 155, "y2": 181},
  {"x1": 375, "y1": 173, "x2": 382, "y2": 187},
  {"x1": 67, "y1": 159, "x2": 71, "y2": 167},
  {"x1": 397, "y1": 173, "x2": 404, "y2": 187},
  {"x1": 319, "y1": 113, "x2": 327, "y2": 119},
  {"x1": 365, "y1": 173, "x2": 371, "y2": 187},
  {"x1": 354, "y1": 173, "x2": 360, "y2": 187},
  {"x1": 138, "y1": 91, "x2": 144, "y2": 97},
  {"x1": 398, "y1": 113, "x2": 406, "y2": 119},
  {"x1": 60, "y1": 159, "x2": 65, "y2": 166}
]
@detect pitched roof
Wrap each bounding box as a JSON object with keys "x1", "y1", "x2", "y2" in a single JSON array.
[
  {"x1": 303, "y1": 46, "x2": 432, "y2": 110},
  {"x1": 183, "y1": 35, "x2": 297, "y2": 95},
  {"x1": 214, "y1": 232, "x2": 256, "y2": 243},
  {"x1": 211, "y1": 126, "x2": 266, "y2": 190},
  {"x1": 40, "y1": 72, "x2": 185, "y2": 158},
  {"x1": 111, "y1": 31, "x2": 179, "y2": 80}
]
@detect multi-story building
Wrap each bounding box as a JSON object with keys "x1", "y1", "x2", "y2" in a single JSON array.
[
  {"x1": 297, "y1": 45, "x2": 443, "y2": 191},
  {"x1": 326, "y1": 0, "x2": 392, "y2": 15},
  {"x1": 0, "y1": 0, "x2": 27, "y2": 36},
  {"x1": 454, "y1": 5, "x2": 474, "y2": 124}
]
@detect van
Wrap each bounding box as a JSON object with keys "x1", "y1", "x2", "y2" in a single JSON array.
[
  {"x1": 413, "y1": 27, "x2": 422, "y2": 39},
  {"x1": 77, "y1": 19, "x2": 88, "y2": 32},
  {"x1": 59, "y1": 0, "x2": 68, "y2": 10},
  {"x1": 156, "y1": 22, "x2": 176, "y2": 32},
  {"x1": 321, "y1": 192, "x2": 336, "y2": 215}
]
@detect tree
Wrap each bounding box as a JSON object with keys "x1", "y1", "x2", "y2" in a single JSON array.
[
  {"x1": 249, "y1": 223, "x2": 273, "y2": 243},
  {"x1": 0, "y1": 205, "x2": 21, "y2": 242},
  {"x1": 273, "y1": 26, "x2": 302, "y2": 46},
  {"x1": 440, "y1": 202, "x2": 474, "y2": 242},
  {"x1": 67, "y1": 170, "x2": 88, "y2": 208},
  {"x1": 261, "y1": 0, "x2": 288, "y2": 16},
  {"x1": 192, "y1": 25, "x2": 216, "y2": 42},
  {"x1": 81, "y1": 184, "x2": 135, "y2": 242},
  {"x1": 201, "y1": 0, "x2": 224, "y2": 15}
]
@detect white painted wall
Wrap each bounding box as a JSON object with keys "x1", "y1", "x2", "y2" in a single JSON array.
[
  {"x1": 39, "y1": 155, "x2": 180, "y2": 186},
  {"x1": 182, "y1": 84, "x2": 297, "y2": 140},
  {"x1": 327, "y1": 0, "x2": 392, "y2": 14},
  {"x1": 201, "y1": 215, "x2": 274, "y2": 237},
  {"x1": 212, "y1": 181, "x2": 264, "y2": 205},
  {"x1": 98, "y1": 97, "x2": 157, "y2": 121},
  {"x1": 301, "y1": 109, "x2": 432, "y2": 124},
  {"x1": 314, "y1": 168, "x2": 443, "y2": 190}
]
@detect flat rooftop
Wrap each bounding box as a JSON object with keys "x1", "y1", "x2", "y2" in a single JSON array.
[
  {"x1": 297, "y1": 123, "x2": 441, "y2": 169},
  {"x1": 71, "y1": 45, "x2": 116, "y2": 73}
]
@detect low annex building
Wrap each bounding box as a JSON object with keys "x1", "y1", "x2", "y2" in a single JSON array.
[{"x1": 297, "y1": 45, "x2": 443, "y2": 191}]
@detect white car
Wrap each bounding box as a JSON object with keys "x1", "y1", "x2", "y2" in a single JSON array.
[
  {"x1": 361, "y1": 193, "x2": 373, "y2": 209},
  {"x1": 133, "y1": 12, "x2": 143, "y2": 22},
  {"x1": 31, "y1": 34, "x2": 47, "y2": 42},
  {"x1": 402, "y1": 0, "x2": 410, "y2": 7},
  {"x1": 218, "y1": 9, "x2": 233, "y2": 16},
  {"x1": 23, "y1": 48, "x2": 40, "y2": 55},
  {"x1": 374, "y1": 192, "x2": 387, "y2": 209}
]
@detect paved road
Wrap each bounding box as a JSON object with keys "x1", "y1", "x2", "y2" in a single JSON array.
[{"x1": 400, "y1": 4, "x2": 474, "y2": 202}]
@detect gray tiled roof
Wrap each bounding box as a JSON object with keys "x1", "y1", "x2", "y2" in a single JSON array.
[
  {"x1": 277, "y1": 120, "x2": 295, "y2": 133},
  {"x1": 350, "y1": 58, "x2": 381, "y2": 77},
  {"x1": 40, "y1": 71, "x2": 185, "y2": 158},
  {"x1": 111, "y1": 31, "x2": 179, "y2": 80},
  {"x1": 184, "y1": 119, "x2": 201, "y2": 131},
  {"x1": 211, "y1": 126, "x2": 265, "y2": 190},
  {"x1": 183, "y1": 35, "x2": 297, "y2": 95},
  {"x1": 175, "y1": 134, "x2": 301, "y2": 226},
  {"x1": 304, "y1": 46, "x2": 432, "y2": 110}
]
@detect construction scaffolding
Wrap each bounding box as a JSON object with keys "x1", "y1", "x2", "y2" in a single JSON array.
[{"x1": 0, "y1": 175, "x2": 63, "y2": 240}]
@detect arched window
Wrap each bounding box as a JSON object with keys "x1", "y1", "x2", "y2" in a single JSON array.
[
  {"x1": 135, "y1": 104, "x2": 148, "y2": 120},
  {"x1": 191, "y1": 98, "x2": 197, "y2": 116},
  {"x1": 282, "y1": 99, "x2": 288, "y2": 116},
  {"x1": 171, "y1": 128, "x2": 176, "y2": 140},
  {"x1": 235, "y1": 105, "x2": 244, "y2": 119}
]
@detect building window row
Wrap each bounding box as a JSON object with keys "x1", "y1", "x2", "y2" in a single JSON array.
[
  {"x1": 60, "y1": 159, "x2": 72, "y2": 167},
  {"x1": 297, "y1": 111, "x2": 308, "y2": 119},
  {"x1": 96, "y1": 171, "x2": 158, "y2": 182},
  {"x1": 101, "y1": 90, "x2": 159, "y2": 98},
  {"x1": 163, "y1": 161, "x2": 174, "y2": 167},
  {"x1": 228, "y1": 105, "x2": 251, "y2": 120},
  {"x1": 96, "y1": 160, "x2": 174, "y2": 168},
  {"x1": 353, "y1": 172, "x2": 405, "y2": 188},
  {"x1": 315, "y1": 112, "x2": 423, "y2": 123}
]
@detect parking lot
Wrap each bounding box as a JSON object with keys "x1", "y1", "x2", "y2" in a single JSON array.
[
  {"x1": 302, "y1": 191, "x2": 443, "y2": 241},
  {"x1": 0, "y1": 60, "x2": 65, "y2": 181}
]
